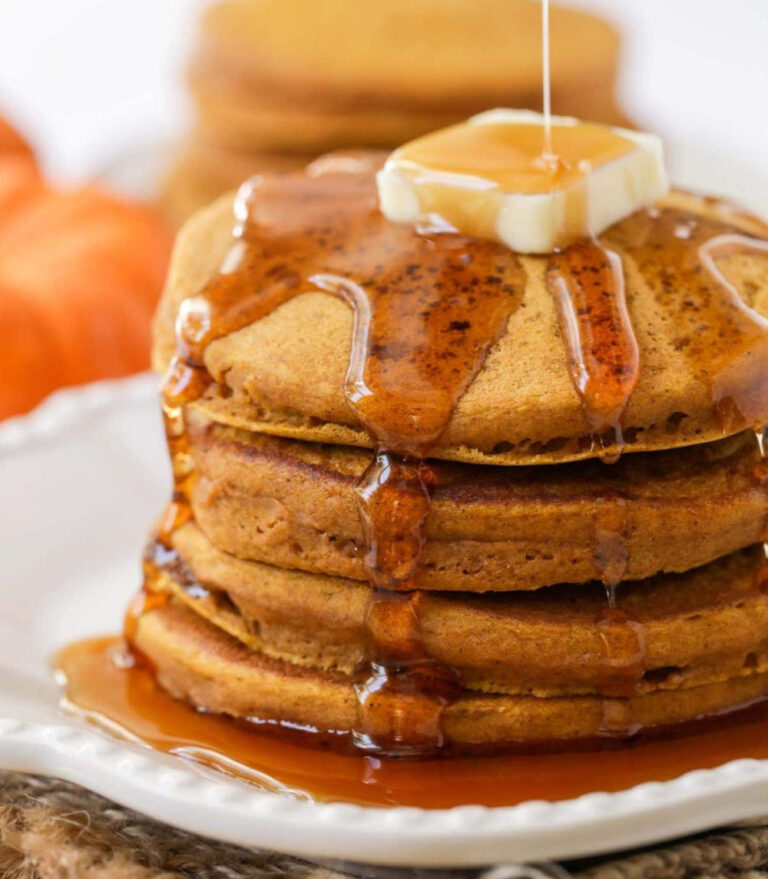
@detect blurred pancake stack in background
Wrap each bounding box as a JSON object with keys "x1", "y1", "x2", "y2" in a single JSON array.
[{"x1": 161, "y1": 0, "x2": 628, "y2": 225}]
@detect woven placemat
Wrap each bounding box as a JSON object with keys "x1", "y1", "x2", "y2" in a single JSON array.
[{"x1": 1, "y1": 771, "x2": 767, "y2": 879}]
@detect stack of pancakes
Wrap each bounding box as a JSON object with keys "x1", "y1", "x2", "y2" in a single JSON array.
[
  {"x1": 162, "y1": 0, "x2": 627, "y2": 225},
  {"x1": 132, "y1": 161, "x2": 768, "y2": 753}
]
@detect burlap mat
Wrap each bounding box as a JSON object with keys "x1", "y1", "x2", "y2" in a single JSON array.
[{"x1": 1, "y1": 771, "x2": 767, "y2": 879}]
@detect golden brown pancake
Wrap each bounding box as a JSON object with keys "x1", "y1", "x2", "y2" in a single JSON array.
[
  {"x1": 189, "y1": 73, "x2": 629, "y2": 155},
  {"x1": 159, "y1": 146, "x2": 307, "y2": 228},
  {"x1": 159, "y1": 161, "x2": 220, "y2": 231},
  {"x1": 185, "y1": 411, "x2": 768, "y2": 590},
  {"x1": 189, "y1": 74, "x2": 473, "y2": 153},
  {"x1": 154, "y1": 186, "x2": 768, "y2": 465},
  {"x1": 156, "y1": 524, "x2": 768, "y2": 699},
  {"x1": 134, "y1": 600, "x2": 768, "y2": 748},
  {"x1": 193, "y1": 0, "x2": 621, "y2": 116}
]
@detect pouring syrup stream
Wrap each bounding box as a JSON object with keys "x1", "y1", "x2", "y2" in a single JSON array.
[{"x1": 541, "y1": 0, "x2": 554, "y2": 163}]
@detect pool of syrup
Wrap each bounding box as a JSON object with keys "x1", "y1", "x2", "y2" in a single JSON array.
[{"x1": 57, "y1": 636, "x2": 768, "y2": 810}]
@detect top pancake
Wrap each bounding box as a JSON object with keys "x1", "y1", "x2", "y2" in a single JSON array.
[
  {"x1": 153, "y1": 168, "x2": 768, "y2": 466},
  {"x1": 194, "y1": 0, "x2": 620, "y2": 114}
]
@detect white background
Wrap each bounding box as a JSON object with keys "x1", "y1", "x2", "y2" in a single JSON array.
[{"x1": 0, "y1": 0, "x2": 765, "y2": 190}]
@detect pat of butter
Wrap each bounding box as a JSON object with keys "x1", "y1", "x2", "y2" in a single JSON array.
[{"x1": 376, "y1": 109, "x2": 669, "y2": 253}]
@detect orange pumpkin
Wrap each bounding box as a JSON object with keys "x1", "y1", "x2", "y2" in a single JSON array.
[
  {"x1": 0, "y1": 117, "x2": 173, "y2": 419},
  {"x1": 0, "y1": 117, "x2": 36, "y2": 160}
]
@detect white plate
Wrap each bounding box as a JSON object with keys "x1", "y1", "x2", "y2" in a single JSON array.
[{"x1": 3, "y1": 374, "x2": 768, "y2": 868}]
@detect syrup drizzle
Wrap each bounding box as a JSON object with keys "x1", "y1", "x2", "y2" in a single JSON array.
[
  {"x1": 545, "y1": 237, "x2": 644, "y2": 734},
  {"x1": 353, "y1": 456, "x2": 458, "y2": 754},
  {"x1": 123, "y1": 586, "x2": 168, "y2": 647},
  {"x1": 546, "y1": 238, "x2": 639, "y2": 462},
  {"x1": 604, "y1": 210, "x2": 768, "y2": 434},
  {"x1": 540, "y1": 0, "x2": 554, "y2": 162},
  {"x1": 592, "y1": 490, "x2": 645, "y2": 734},
  {"x1": 141, "y1": 159, "x2": 525, "y2": 755},
  {"x1": 307, "y1": 193, "x2": 524, "y2": 752},
  {"x1": 590, "y1": 212, "x2": 768, "y2": 734}
]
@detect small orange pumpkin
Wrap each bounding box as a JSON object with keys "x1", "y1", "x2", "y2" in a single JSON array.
[
  {"x1": 0, "y1": 117, "x2": 173, "y2": 419},
  {"x1": 0, "y1": 117, "x2": 36, "y2": 160}
]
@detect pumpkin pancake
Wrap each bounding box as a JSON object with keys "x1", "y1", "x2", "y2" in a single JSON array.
[
  {"x1": 178, "y1": 139, "x2": 306, "y2": 191},
  {"x1": 189, "y1": 72, "x2": 628, "y2": 154},
  {"x1": 189, "y1": 70, "x2": 628, "y2": 155},
  {"x1": 193, "y1": 0, "x2": 621, "y2": 119},
  {"x1": 159, "y1": 146, "x2": 306, "y2": 228},
  {"x1": 189, "y1": 74, "x2": 473, "y2": 153},
  {"x1": 150, "y1": 525, "x2": 768, "y2": 698},
  {"x1": 185, "y1": 411, "x2": 768, "y2": 590},
  {"x1": 159, "y1": 161, "x2": 217, "y2": 231},
  {"x1": 153, "y1": 177, "x2": 768, "y2": 466},
  {"x1": 132, "y1": 600, "x2": 768, "y2": 748}
]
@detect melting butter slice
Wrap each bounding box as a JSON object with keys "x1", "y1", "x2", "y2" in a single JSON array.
[{"x1": 376, "y1": 109, "x2": 669, "y2": 253}]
